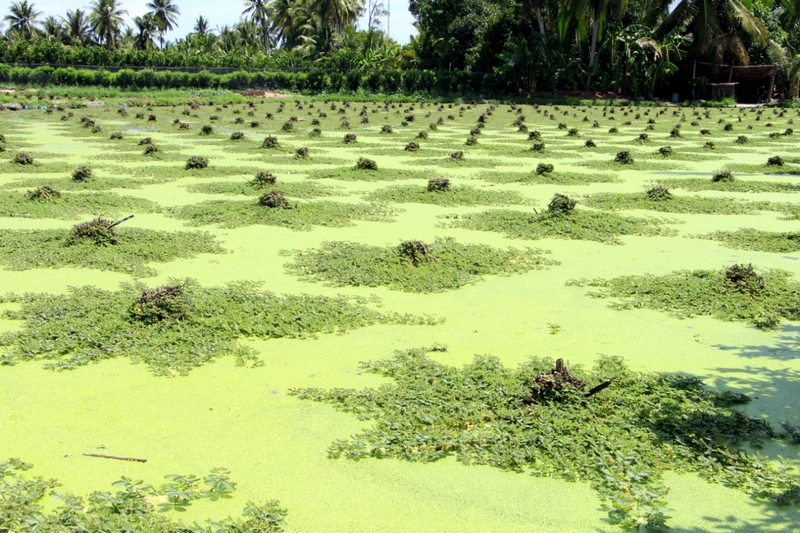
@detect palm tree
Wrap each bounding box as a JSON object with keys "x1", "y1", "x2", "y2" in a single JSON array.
[
  {"x1": 658, "y1": 0, "x2": 768, "y2": 65},
  {"x1": 133, "y1": 13, "x2": 160, "y2": 50},
  {"x1": 586, "y1": 0, "x2": 628, "y2": 89},
  {"x1": 89, "y1": 0, "x2": 127, "y2": 50},
  {"x1": 63, "y1": 9, "x2": 93, "y2": 46},
  {"x1": 193, "y1": 15, "x2": 211, "y2": 36},
  {"x1": 308, "y1": 0, "x2": 363, "y2": 34},
  {"x1": 41, "y1": 15, "x2": 65, "y2": 41},
  {"x1": 237, "y1": 19, "x2": 261, "y2": 48},
  {"x1": 4, "y1": 0, "x2": 41, "y2": 40},
  {"x1": 146, "y1": 0, "x2": 180, "y2": 48},
  {"x1": 242, "y1": 0, "x2": 272, "y2": 52},
  {"x1": 270, "y1": 0, "x2": 303, "y2": 48}
]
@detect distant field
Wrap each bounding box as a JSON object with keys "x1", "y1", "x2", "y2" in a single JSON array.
[{"x1": 0, "y1": 95, "x2": 798, "y2": 532}]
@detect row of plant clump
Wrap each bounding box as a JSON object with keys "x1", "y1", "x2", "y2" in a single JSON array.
[{"x1": 0, "y1": 65, "x2": 512, "y2": 96}]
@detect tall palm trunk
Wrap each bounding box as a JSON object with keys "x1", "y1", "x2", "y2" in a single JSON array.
[
  {"x1": 535, "y1": 4, "x2": 546, "y2": 42},
  {"x1": 585, "y1": 14, "x2": 600, "y2": 90}
]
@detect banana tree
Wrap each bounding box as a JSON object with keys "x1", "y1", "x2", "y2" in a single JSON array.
[{"x1": 638, "y1": 27, "x2": 692, "y2": 97}]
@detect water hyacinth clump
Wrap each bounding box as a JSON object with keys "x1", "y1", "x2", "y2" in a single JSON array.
[
  {"x1": 252, "y1": 171, "x2": 277, "y2": 187},
  {"x1": 427, "y1": 178, "x2": 451, "y2": 192},
  {"x1": 285, "y1": 237, "x2": 558, "y2": 293},
  {"x1": 186, "y1": 156, "x2": 209, "y2": 170},
  {"x1": 71, "y1": 166, "x2": 92, "y2": 181},
  {"x1": 130, "y1": 284, "x2": 191, "y2": 325},
  {"x1": 356, "y1": 157, "x2": 378, "y2": 170},
  {"x1": 259, "y1": 190, "x2": 290, "y2": 208},
  {"x1": 548, "y1": 193, "x2": 577, "y2": 215},
  {"x1": 0, "y1": 280, "x2": 436, "y2": 374},
  {"x1": 646, "y1": 186, "x2": 673, "y2": 201},
  {"x1": 571, "y1": 263, "x2": 800, "y2": 329},
  {"x1": 65, "y1": 217, "x2": 120, "y2": 247},
  {"x1": 27, "y1": 186, "x2": 60, "y2": 202},
  {"x1": 614, "y1": 151, "x2": 633, "y2": 164},
  {"x1": 291, "y1": 347, "x2": 800, "y2": 530},
  {"x1": 712, "y1": 171, "x2": 735, "y2": 183},
  {"x1": 13, "y1": 152, "x2": 33, "y2": 165}
]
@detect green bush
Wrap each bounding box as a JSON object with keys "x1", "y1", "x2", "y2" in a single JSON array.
[
  {"x1": 186, "y1": 156, "x2": 209, "y2": 169},
  {"x1": 548, "y1": 193, "x2": 577, "y2": 215}
]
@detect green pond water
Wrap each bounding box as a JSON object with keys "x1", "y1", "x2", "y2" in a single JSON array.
[{"x1": 0, "y1": 100, "x2": 798, "y2": 531}]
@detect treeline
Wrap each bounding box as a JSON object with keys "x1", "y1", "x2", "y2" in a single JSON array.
[{"x1": 0, "y1": 65, "x2": 506, "y2": 95}]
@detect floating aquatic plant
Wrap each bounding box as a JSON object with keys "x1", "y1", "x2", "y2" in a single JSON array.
[{"x1": 292, "y1": 347, "x2": 799, "y2": 530}]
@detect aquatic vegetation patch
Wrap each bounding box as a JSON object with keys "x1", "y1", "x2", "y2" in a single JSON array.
[
  {"x1": 292, "y1": 347, "x2": 799, "y2": 530},
  {"x1": 694, "y1": 228, "x2": 800, "y2": 253},
  {"x1": 724, "y1": 163, "x2": 800, "y2": 175},
  {"x1": 570, "y1": 264, "x2": 800, "y2": 328},
  {"x1": 0, "y1": 458, "x2": 287, "y2": 532},
  {"x1": 474, "y1": 170, "x2": 619, "y2": 186},
  {"x1": 0, "y1": 160, "x2": 77, "y2": 174},
  {"x1": 406, "y1": 156, "x2": 501, "y2": 168},
  {"x1": 0, "y1": 225, "x2": 224, "y2": 277},
  {"x1": 186, "y1": 179, "x2": 341, "y2": 199},
  {"x1": 305, "y1": 166, "x2": 433, "y2": 182},
  {"x1": 580, "y1": 191, "x2": 773, "y2": 215},
  {"x1": 285, "y1": 237, "x2": 557, "y2": 292},
  {"x1": 0, "y1": 279, "x2": 438, "y2": 375},
  {"x1": 0, "y1": 190, "x2": 159, "y2": 219},
  {"x1": 364, "y1": 184, "x2": 530, "y2": 207},
  {"x1": 656, "y1": 176, "x2": 800, "y2": 193},
  {"x1": 171, "y1": 199, "x2": 398, "y2": 230},
  {"x1": 578, "y1": 158, "x2": 687, "y2": 171},
  {"x1": 442, "y1": 208, "x2": 675, "y2": 245},
  {"x1": 2, "y1": 175, "x2": 164, "y2": 191}
]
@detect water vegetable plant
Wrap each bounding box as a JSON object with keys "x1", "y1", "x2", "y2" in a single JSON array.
[
  {"x1": 292, "y1": 347, "x2": 800, "y2": 530},
  {"x1": 285, "y1": 237, "x2": 558, "y2": 292},
  {"x1": 0, "y1": 279, "x2": 440, "y2": 375}
]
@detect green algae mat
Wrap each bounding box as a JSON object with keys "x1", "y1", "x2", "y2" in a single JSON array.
[{"x1": 0, "y1": 96, "x2": 799, "y2": 532}]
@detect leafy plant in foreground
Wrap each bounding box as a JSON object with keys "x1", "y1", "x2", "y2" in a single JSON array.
[
  {"x1": 0, "y1": 279, "x2": 438, "y2": 374},
  {"x1": 0, "y1": 227, "x2": 224, "y2": 277},
  {"x1": 291, "y1": 347, "x2": 799, "y2": 530},
  {"x1": 285, "y1": 237, "x2": 558, "y2": 293},
  {"x1": 0, "y1": 458, "x2": 287, "y2": 532},
  {"x1": 570, "y1": 264, "x2": 800, "y2": 328}
]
